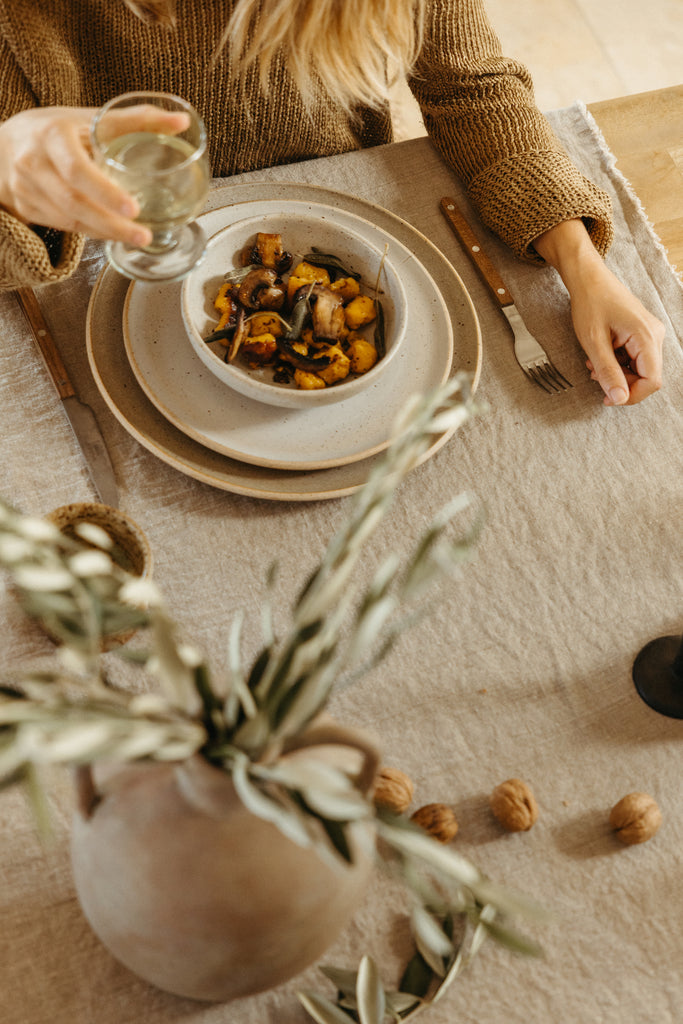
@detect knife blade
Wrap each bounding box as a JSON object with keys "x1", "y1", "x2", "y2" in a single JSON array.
[{"x1": 16, "y1": 286, "x2": 119, "y2": 508}]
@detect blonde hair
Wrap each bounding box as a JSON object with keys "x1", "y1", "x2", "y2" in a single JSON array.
[
  {"x1": 122, "y1": 0, "x2": 177, "y2": 28},
  {"x1": 125, "y1": 0, "x2": 424, "y2": 111}
]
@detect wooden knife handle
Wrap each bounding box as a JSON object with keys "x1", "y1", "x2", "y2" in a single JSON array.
[
  {"x1": 16, "y1": 286, "x2": 75, "y2": 399},
  {"x1": 440, "y1": 197, "x2": 513, "y2": 308}
]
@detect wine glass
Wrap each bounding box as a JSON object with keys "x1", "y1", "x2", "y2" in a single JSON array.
[
  {"x1": 90, "y1": 91, "x2": 210, "y2": 282},
  {"x1": 632, "y1": 631, "x2": 683, "y2": 718}
]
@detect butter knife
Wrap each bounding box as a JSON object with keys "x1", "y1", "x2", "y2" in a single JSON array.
[
  {"x1": 16, "y1": 287, "x2": 120, "y2": 507},
  {"x1": 439, "y1": 197, "x2": 572, "y2": 392}
]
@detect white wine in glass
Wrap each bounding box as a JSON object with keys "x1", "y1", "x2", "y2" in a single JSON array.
[{"x1": 91, "y1": 92, "x2": 210, "y2": 282}]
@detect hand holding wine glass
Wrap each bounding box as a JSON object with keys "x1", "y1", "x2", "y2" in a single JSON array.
[
  {"x1": 0, "y1": 105, "x2": 151, "y2": 246},
  {"x1": 90, "y1": 92, "x2": 211, "y2": 281}
]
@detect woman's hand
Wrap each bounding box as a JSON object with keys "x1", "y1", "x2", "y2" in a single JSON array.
[
  {"x1": 533, "y1": 219, "x2": 664, "y2": 405},
  {"x1": 0, "y1": 105, "x2": 188, "y2": 248}
]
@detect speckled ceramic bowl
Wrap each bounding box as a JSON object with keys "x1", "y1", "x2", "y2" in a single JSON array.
[{"x1": 181, "y1": 203, "x2": 408, "y2": 408}]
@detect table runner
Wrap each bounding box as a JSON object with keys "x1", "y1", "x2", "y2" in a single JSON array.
[{"x1": 0, "y1": 102, "x2": 682, "y2": 1024}]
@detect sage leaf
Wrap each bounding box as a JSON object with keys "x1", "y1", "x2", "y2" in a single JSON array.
[
  {"x1": 223, "y1": 263, "x2": 259, "y2": 283},
  {"x1": 373, "y1": 299, "x2": 385, "y2": 357},
  {"x1": 303, "y1": 251, "x2": 361, "y2": 280}
]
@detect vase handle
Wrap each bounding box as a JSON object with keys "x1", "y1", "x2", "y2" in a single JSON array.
[
  {"x1": 281, "y1": 721, "x2": 380, "y2": 795},
  {"x1": 74, "y1": 765, "x2": 101, "y2": 819}
]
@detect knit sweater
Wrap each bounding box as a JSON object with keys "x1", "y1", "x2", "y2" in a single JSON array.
[{"x1": 0, "y1": 0, "x2": 612, "y2": 291}]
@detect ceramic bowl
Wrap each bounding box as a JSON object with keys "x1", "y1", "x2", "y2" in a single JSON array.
[
  {"x1": 45, "y1": 502, "x2": 152, "y2": 649},
  {"x1": 180, "y1": 204, "x2": 408, "y2": 408}
]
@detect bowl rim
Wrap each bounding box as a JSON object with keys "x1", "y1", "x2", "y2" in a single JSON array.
[{"x1": 180, "y1": 207, "x2": 408, "y2": 407}]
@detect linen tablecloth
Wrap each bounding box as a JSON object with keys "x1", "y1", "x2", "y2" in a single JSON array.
[{"x1": 1, "y1": 103, "x2": 682, "y2": 1024}]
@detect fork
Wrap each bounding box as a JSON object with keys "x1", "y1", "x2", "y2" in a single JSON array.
[{"x1": 440, "y1": 197, "x2": 572, "y2": 393}]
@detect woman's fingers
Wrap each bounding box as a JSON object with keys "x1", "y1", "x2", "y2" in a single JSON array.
[
  {"x1": 584, "y1": 337, "x2": 630, "y2": 405},
  {"x1": 46, "y1": 118, "x2": 138, "y2": 214},
  {"x1": 585, "y1": 327, "x2": 664, "y2": 406},
  {"x1": 37, "y1": 120, "x2": 152, "y2": 243},
  {"x1": 21, "y1": 173, "x2": 151, "y2": 245},
  {"x1": 0, "y1": 106, "x2": 165, "y2": 245},
  {"x1": 95, "y1": 105, "x2": 190, "y2": 145}
]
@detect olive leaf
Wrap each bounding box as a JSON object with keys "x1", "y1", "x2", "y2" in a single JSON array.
[
  {"x1": 298, "y1": 991, "x2": 357, "y2": 1024},
  {"x1": 410, "y1": 906, "x2": 452, "y2": 978},
  {"x1": 260, "y1": 758, "x2": 369, "y2": 821},
  {"x1": 319, "y1": 966, "x2": 360, "y2": 997},
  {"x1": 356, "y1": 956, "x2": 386, "y2": 1024}
]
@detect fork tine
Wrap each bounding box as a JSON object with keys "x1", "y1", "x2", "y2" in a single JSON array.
[
  {"x1": 529, "y1": 359, "x2": 572, "y2": 393},
  {"x1": 535, "y1": 362, "x2": 565, "y2": 393},
  {"x1": 544, "y1": 360, "x2": 573, "y2": 390},
  {"x1": 525, "y1": 364, "x2": 555, "y2": 394}
]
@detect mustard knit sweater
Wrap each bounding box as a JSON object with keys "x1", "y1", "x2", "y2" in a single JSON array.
[{"x1": 0, "y1": 0, "x2": 612, "y2": 292}]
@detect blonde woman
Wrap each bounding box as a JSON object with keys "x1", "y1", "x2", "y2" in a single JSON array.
[{"x1": 0, "y1": 0, "x2": 663, "y2": 403}]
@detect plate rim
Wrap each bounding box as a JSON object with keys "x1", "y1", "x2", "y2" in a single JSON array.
[{"x1": 86, "y1": 181, "x2": 481, "y2": 501}]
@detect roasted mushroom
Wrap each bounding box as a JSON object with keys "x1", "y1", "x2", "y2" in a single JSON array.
[
  {"x1": 240, "y1": 232, "x2": 293, "y2": 273},
  {"x1": 238, "y1": 268, "x2": 286, "y2": 311},
  {"x1": 309, "y1": 284, "x2": 345, "y2": 342}
]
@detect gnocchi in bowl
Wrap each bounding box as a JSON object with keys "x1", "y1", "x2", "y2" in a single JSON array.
[{"x1": 181, "y1": 205, "x2": 408, "y2": 408}]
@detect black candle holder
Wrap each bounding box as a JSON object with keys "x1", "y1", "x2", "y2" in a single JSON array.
[{"x1": 632, "y1": 633, "x2": 683, "y2": 718}]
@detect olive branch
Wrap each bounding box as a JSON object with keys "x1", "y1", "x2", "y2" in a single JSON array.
[{"x1": 0, "y1": 373, "x2": 545, "y2": 1016}]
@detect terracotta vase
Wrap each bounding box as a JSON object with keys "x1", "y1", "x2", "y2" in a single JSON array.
[{"x1": 70, "y1": 719, "x2": 380, "y2": 1002}]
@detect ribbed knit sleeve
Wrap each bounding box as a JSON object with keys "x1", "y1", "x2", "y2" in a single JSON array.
[
  {"x1": 409, "y1": 0, "x2": 613, "y2": 262},
  {"x1": 0, "y1": 30, "x2": 84, "y2": 290}
]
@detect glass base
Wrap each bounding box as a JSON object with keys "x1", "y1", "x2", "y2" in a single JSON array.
[
  {"x1": 632, "y1": 634, "x2": 683, "y2": 718},
  {"x1": 106, "y1": 222, "x2": 206, "y2": 282}
]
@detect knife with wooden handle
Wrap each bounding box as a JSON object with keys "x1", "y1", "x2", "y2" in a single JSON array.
[
  {"x1": 16, "y1": 287, "x2": 119, "y2": 508},
  {"x1": 439, "y1": 196, "x2": 573, "y2": 392},
  {"x1": 439, "y1": 197, "x2": 515, "y2": 308}
]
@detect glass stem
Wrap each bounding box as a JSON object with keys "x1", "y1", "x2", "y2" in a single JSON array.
[{"x1": 145, "y1": 229, "x2": 177, "y2": 254}]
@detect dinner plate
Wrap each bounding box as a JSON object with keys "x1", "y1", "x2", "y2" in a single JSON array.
[
  {"x1": 122, "y1": 200, "x2": 454, "y2": 470},
  {"x1": 86, "y1": 182, "x2": 481, "y2": 501}
]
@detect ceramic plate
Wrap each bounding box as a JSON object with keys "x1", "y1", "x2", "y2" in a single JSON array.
[
  {"x1": 86, "y1": 182, "x2": 481, "y2": 501},
  {"x1": 122, "y1": 201, "x2": 453, "y2": 470}
]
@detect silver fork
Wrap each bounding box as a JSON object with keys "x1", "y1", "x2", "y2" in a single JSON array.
[{"x1": 440, "y1": 197, "x2": 572, "y2": 393}]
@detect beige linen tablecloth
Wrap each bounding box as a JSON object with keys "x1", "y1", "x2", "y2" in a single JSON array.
[{"x1": 1, "y1": 103, "x2": 682, "y2": 1024}]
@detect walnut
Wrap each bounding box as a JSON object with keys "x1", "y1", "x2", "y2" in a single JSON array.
[
  {"x1": 372, "y1": 766, "x2": 414, "y2": 814},
  {"x1": 410, "y1": 803, "x2": 458, "y2": 843},
  {"x1": 490, "y1": 778, "x2": 538, "y2": 832},
  {"x1": 609, "y1": 792, "x2": 662, "y2": 845}
]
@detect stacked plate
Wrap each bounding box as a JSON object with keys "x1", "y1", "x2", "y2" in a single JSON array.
[{"x1": 86, "y1": 184, "x2": 481, "y2": 501}]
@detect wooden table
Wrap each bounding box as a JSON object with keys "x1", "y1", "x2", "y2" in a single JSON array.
[{"x1": 590, "y1": 85, "x2": 683, "y2": 274}]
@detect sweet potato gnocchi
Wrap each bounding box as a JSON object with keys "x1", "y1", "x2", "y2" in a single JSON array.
[{"x1": 204, "y1": 231, "x2": 385, "y2": 390}]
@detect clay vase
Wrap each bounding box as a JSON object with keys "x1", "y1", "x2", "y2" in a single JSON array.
[{"x1": 70, "y1": 719, "x2": 380, "y2": 1002}]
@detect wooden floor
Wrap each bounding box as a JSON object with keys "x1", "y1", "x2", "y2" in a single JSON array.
[{"x1": 392, "y1": 0, "x2": 683, "y2": 138}]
